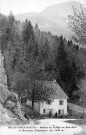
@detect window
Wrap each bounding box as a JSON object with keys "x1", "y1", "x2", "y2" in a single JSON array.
[
  {"x1": 43, "y1": 109, "x2": 45, "y2": 113},
  {"x1": 59, "y1": 100, "x2": 64, "y2": 105},
  {"x1": 47, "y1": 99, "x2": 51, "y2": 105}
]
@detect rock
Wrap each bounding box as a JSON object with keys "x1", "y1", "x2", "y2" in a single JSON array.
[
  {"x1": 0, "y1": 103, "x2": 11, "y2": 124},
  {"x1": 5, "y1": 100, "x2": 16, "y2": 108},
  {"x1": 0, "y1": 84, "x2": 18, "y2": 104},
  {"x1": 0, "y1": 51, "x2": 7, "y2": 86},
  {"x1": 0, "y1": 85, "x2": 28, "y2": 122},
  {"x1": 0, "y1": 51, "x2": 30, "y2": 124}
]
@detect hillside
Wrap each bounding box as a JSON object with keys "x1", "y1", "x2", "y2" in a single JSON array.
[{"x1": 15, "y1": 1, "x2": 80, "y2": 39}]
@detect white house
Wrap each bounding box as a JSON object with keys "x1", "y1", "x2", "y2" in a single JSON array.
[{"x1": 27, "y1": 81, "x2": 68, "y2": 117}]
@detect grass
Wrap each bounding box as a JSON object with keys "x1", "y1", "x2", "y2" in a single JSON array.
[
  {"x1": 21, "y1": 104, "x2": 44, "y2": 120},
  {"x1": 66, "y1": 119, "x2": 86, "y2": 125},
  {"x1": 66, "y1": 119, "x2": 86, "y2": 135},
  {"x1": 67, "y1": 104, "x2": 86, "y2": 119}
]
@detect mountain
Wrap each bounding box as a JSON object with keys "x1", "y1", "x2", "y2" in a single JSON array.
[{"x1": 15, "y1": 1, "x2": 80, "y2": 39}]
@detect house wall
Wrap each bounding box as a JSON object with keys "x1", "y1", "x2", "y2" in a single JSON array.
[
  {"x1": 26, "y1": 99, "x2": 67, "y2": 116},
  {"x1": 40, "y1": 99, "x2": 67, "y2": 116}
]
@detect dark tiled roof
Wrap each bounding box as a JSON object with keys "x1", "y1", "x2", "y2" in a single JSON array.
[{"x1": 43, "y1": 81, "x2": 68, "y2": 99}]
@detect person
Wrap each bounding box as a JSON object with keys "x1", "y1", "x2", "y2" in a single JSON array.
[
  {"x1": 49, "y1": 111, "x2": 52, "y2": 117},
  {"x1": 55, "y1": 112, "x2": 57, "y2": 118},
  {"x1": 24, "y1": 113, "x2": 29, "y2": 120}
]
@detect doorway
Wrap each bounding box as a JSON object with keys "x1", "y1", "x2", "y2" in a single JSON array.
[
  {"x1": 49, "y1": 111, "x2": 52, "y2": 117},
  {"x1": 58, "y1": 109, "x2": 61, "y2": 115}
]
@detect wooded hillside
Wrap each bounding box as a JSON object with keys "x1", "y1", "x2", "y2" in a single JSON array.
[{"x1": 0, "y1": 12, "x2": 86, "y2": 107}]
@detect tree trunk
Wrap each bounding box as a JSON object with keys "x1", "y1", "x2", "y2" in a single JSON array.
[
  {"x1": 31, "y1": 79, "x2": 35, "y2": 111},
  {"x1": 32, "y1": 97, "x2": 34, "y2": 111},
  {"x1": 32, "y1": 83, "x2": 35, "y2": 111}
]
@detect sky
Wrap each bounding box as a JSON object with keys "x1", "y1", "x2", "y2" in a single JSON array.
[{"x1": 0, "y1": 0, "x2": 80, "y2": 15}]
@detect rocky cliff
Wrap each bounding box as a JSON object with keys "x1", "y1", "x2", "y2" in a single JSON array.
[{"x1": 0, "y1": 51, "x2": 28, "y2": 125}]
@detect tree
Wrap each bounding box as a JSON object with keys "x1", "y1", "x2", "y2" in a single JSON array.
[
  {"x1": 11, "y1": 33, "x2": 55, "y2": 110},
  {"x1": 78, "y1": 79, "x2": 86, "y2": 120},
  {"x1": 0, "y1": 13, "x2": 23, "y2": 88},
  {"x1": 56, "y1": 36, "x2": 85, "y2": 99},
  {"x1": 56, "y1": 36, "x2": 71, "y2": 94},
  {"x1": 24, "y1": 36, "x2": 38, "y2": 59},
  {"x1": 22, "y1": 20, "x2": 34, "y2": 44},
  {"x1": 39, "y1": 38, "x2": 50, "y2": 64},
  {"x1": 6, "y1": 12, "x2": 15, "y2": 42},
  {"x1": 22, "y1": 20, "x2": 35, "y2": 57},
  {"x1": 35, "y1": 23, "x2": 39, "y2": 30},
  {"x1": 0, "y1": 13, "x2": 15, "y2": 52},
  {"x1": 68, "y1": 5, "x2": 86, "y2": 47},
  {"x1": 13, "y1": 53, "x2": 56, "y2": 110}
]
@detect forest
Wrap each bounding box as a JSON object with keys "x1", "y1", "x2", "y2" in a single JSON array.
[{"x1": 0, "y1": 12, "x2": 86, "y2": 108}]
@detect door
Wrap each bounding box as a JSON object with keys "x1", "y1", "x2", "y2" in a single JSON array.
[
  {"x1": 58, "y1": 109, "x2": 61, "y2": 115},
  {"x1": 49, "y1": 111, "x2": 52, "y2": 117}
]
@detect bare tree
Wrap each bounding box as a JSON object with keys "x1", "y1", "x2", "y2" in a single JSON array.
[{"x1": 68, "y1": 4, "x2": 86, "y2": 48}]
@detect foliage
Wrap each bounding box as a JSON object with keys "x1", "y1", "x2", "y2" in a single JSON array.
[
  {"x1": 56, "y1": 36, "x2": 85, "y2": 98},
  {"x1": 0, "y1": 12, "x2": 85, "y2": 106},
  {"x1": 68, "y1": 5, "x2": 86, "y2": 47},
  {"x1": 22, "y1": 20, "x2": 35, "y2": 44}
]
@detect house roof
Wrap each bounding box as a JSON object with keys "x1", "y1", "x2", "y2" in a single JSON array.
[{"x1": 43, "y1": 81, "x2": 68, "y2": 99}]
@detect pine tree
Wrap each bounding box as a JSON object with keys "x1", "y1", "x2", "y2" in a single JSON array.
[
  {"x1": 22, "y1": 20, "x2": 34, "y2": 44},
  {"x1": 35, "y1": 23, "x2": 39, "y2": 30},
  {"x1": 56, "y1": 36, "x2": 73, "y2": 96},
  {"x1": 6, "y1": 12, "x2": 15, "y2": 42}
]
